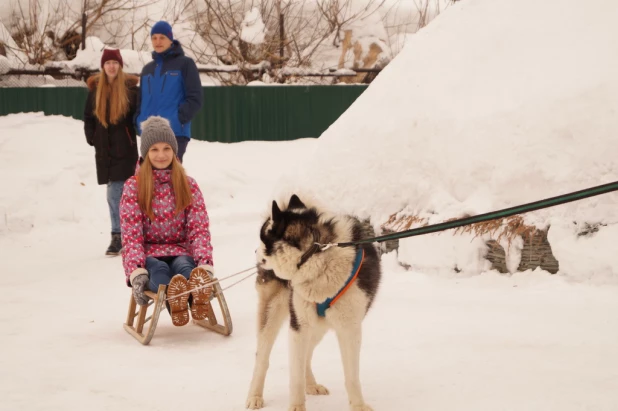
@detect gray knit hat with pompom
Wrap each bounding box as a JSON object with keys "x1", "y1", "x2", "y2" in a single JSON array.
[{"x1": 140, "y1": 116, "x2": 178, "y2": 158}]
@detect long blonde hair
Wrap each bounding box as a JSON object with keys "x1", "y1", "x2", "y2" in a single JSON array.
[
  {"x1": 137, "y1": 155, "x2": 194, "y2": 221},
  {"x1": 93, "y1": 69, "x2": 130, "y2": 127}
]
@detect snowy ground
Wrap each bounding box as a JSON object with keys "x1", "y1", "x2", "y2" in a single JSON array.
[{"x1": 1, "y1": 113, "x2": 617, "y2": 411}]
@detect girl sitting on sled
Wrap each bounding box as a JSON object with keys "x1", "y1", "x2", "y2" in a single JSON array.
[{"x1": 120, "y1": 116, "x2": 214, "y2": 326}]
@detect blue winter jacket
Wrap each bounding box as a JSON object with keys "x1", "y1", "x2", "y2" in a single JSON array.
[{"x1": 135, "y1": 41, "x2": 203, "y2": 138}]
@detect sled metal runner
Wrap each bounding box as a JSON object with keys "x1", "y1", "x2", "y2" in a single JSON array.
[{"x1": 123, "y1": 277, "x2": 233, "y2": 345}]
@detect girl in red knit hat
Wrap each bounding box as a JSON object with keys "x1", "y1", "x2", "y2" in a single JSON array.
[{"x1": 83, "y1": 48, "x2": 139, "y2": 256}]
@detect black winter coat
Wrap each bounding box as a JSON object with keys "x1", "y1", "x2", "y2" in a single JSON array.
[{"x1": 84, "y1": 75, "x2": 139, "y2": 185}]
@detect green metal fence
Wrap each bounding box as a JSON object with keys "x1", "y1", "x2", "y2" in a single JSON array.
[{"x1": 0, "y1": 86, "x2": 368, "y2": 142}]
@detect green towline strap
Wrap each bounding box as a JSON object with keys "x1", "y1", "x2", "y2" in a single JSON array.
[{"x1": 337, "y1": 181, "x2": 618, "y2": 247}]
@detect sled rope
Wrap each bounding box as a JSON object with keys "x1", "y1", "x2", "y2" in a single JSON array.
[
  {"x1": 317, "y1": 180, "x2": 618, "y2": 249},
  {"x1": 220, "y1": 271, "x2": 258, "y2": 292},
  {"x1": 165, "y1": 266, "x2": 257, "y2": 302}
]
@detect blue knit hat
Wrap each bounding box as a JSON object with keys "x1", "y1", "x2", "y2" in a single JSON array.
[{"x1": 151, "y1": 21, "x2": 173, "y2": 41}]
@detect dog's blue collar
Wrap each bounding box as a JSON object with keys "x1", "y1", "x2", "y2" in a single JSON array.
[{"x1": 316, "y1": 248, "x2": 365, "y2": 317}]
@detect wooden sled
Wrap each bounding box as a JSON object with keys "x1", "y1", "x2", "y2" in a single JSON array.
[{"x1": 123, "y1": 277, "x2": 233, "y2": 345}]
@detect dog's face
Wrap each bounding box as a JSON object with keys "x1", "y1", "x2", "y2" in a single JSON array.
[{"x1": 257, "y1": 195, "x2": 318, "y2": 279}]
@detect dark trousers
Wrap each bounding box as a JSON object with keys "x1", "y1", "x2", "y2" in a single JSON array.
[
  {"x1": 176, "y1": 136, "x2": 190, "y2": 163},
  {"x1": 145, "y1": 255, "x2": 196, "y2": 292}
]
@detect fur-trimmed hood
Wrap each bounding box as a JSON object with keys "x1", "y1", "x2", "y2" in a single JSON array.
[{"x1": 86, "y1": 73, "x2": 139, "y2": 92}]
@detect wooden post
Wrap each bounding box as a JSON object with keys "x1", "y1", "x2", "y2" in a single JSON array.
[
  {"x1": 81, "y1": 12, "x2": 87, "y2": 50},
  {"x1": 279, "y1": 13, "x2": 284, "y2": 60}
]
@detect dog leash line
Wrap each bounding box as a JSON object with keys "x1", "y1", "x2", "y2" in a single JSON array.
[
  {"x1": 220, "y1": 272, "x2": 258, "y2": 292},
  {"x1": 328, "y1": 180, "x2": 618, "y2": 248}
]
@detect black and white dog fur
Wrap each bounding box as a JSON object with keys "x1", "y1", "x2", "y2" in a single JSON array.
[{"x1": 246, "y1": 194, "x2": 381, "y2": 411}]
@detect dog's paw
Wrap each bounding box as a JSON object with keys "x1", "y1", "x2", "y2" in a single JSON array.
[
  {"x1": 306, "y1": 384, "x2": 330, "y2": 395},
  {"x1": 288, "y1": 404, "x2": 307, "y2": 411},
  {"x1": 246, "y1": 396, "x2": 265, "y2": 409},
  {"x1": 350, "y1": 404, "x2": 374, "y2": 411}
]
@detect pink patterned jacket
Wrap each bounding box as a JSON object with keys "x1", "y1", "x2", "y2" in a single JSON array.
[{"x1": 120, "y1": 169, "x2": 213, "y2": 285}]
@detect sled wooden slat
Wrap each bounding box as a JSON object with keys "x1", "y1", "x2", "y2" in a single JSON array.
[
  {"x1": 131, "y1": 298, "x2": 153, "y2": 319},
  {"x1": 144, "y1": 291, "x2": 158, "y2": 299},
  {"x1": 123, "y1": 277, "x2": 233, "y2": 345},
  {"x1": 123, "y1": 285, "x2": 166, "y2": 345},
  {"x1": 135, "y1": 303, "x2": 148, "y2": 334},
  {"x1": 193, "y1": 279, "x2": 233, "y2": 336}
]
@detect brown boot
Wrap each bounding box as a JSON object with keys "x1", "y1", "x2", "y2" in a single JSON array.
[
  {"x1": 166, "y1": 274, "x2": 190, "y2": 326},
  {"x1": 188, "y1": 267, "x2": 213, "y2": 321}
]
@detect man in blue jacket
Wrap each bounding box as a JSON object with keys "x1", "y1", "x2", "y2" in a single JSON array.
[{"x1": 135, "y1": 21, "x2": 203, "y2": 162}]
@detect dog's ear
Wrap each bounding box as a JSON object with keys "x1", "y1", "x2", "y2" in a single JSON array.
[
  {"x1": 272, "y1": 200, "x2": 282, "y2": 221},
  {"x1": 288, "y1": 194, "x2": 306, "y2": 210}
]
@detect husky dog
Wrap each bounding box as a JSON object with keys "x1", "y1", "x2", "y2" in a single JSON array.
[{"x1": 246, "y1": 194, "x2": 381, "y2": 411}]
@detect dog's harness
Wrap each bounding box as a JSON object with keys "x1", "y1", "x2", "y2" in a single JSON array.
[{"x1": 316, "y1": 247, "x2": 365, "y2": 317}]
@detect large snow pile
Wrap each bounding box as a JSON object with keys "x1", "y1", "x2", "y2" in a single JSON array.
[{"x1": 279, "y1": 0, "x2": 618, "y2": 281}]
